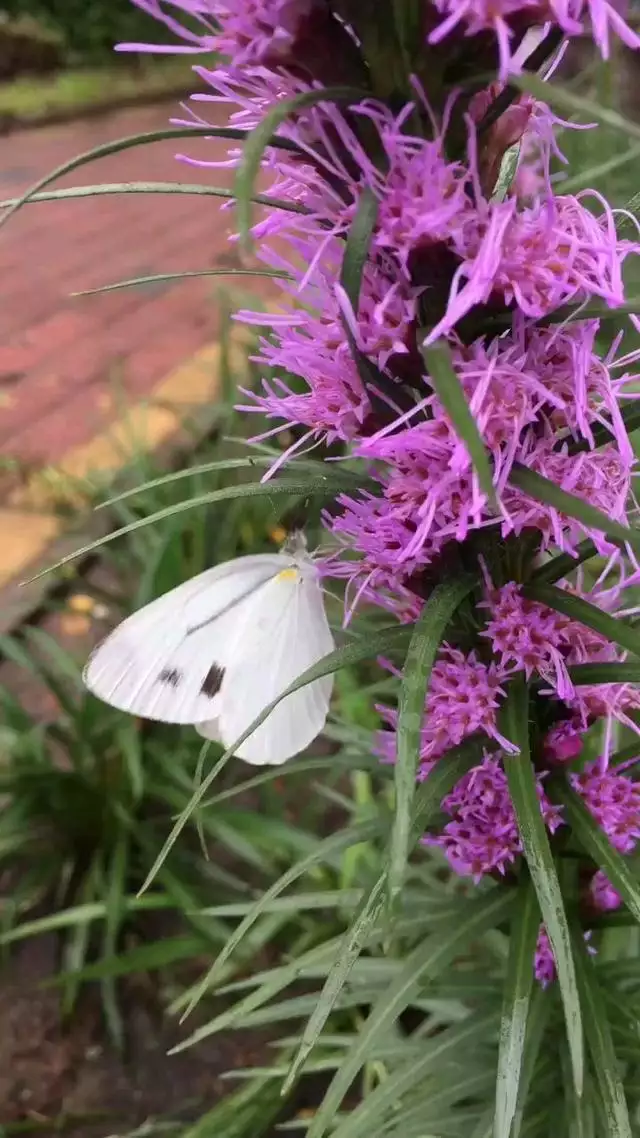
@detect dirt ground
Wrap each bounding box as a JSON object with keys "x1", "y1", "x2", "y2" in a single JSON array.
[{"x1": 0, "y1": 930, "x2": 276, "y2": 1135}]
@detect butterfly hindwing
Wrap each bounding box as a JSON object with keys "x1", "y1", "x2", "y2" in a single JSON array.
[{"x1": 198, "y1": 565, "x2": 335, "y2": 764}]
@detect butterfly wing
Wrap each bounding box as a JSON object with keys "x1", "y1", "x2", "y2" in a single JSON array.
[
  {"x1": 83, "y1": 554, "x2": 285, "y2": 724},
  {"x1": 198, "y1": 566, "x2": 335, "y2": 765}
]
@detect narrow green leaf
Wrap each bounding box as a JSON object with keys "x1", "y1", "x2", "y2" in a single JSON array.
[
  {"x1": 573, "y1": 933, "x2": 631, "y2": 1138},
  {"x1": 494, "y1": 878, "x2": 539, "y2": 1138},
  {"x1": 542, "y1": 298, "x2": 640, "y2": 328},
  {"x1": 235, "y1": 87, "x2": 369, "y2": 246},
  {"x1": 390, "y1": 576, "x2": 475, "y2": 908},
  {"x1": 96, "y1": 455, "x2": 367, "y2": 509},
  {"x1": 0, "y1": 125, "x2": 303, "y2": 231},
  {"x1": 180, "y1": 819, "x2": 383, "y2": 1019},
  {"x1": 556, "y1": 786, "x2": 640, "y2": 925},
  {"x1": 410, "y1": 735, "x2": 486, "y2": 833},
  {"x1": 511, "y1": 986, "x2": 551, "y2": 1138},
  {"x1": 307, "y1": 890, "x2": 512, "y2": 1138},
  {"x1": 340, "y1": 187, "x2": 379, "y2": 312},
  {"x1": 509, "y1": 464, "x2": 640, "y2": 557},
  {"x1": 531, "y1": 541, "x2": 597, "y2": 585},
  {"x1": 0, "y1": 182, "x2": 308, "y2": 213},
  {"x1": 502, "y1": 678, "x2": 583, "y2": 1094},
  {"x1": 567, "y1": 663, "x2": 640, "y2": 685},
  {"x1": 511, "y1": 72, "x2": 640, "y2": 143},
  {"x1": 138, "y1": 620, "x2": 410, "y2": 899},
  {"x1": 24, "y1": 474, "x2": 373, "y2": 583},
  {"x1": 72, "y1": 267, "x2": 293, "y2": 297},
  {"x1": 525, "y1": 582, "x2": 640, "y2": 658},
  {"x1": 282, "y1": 872, "x2": 386, "y2": 1093},
  {"x1": 422, "y1": 341, "x2": 496, "y2": 505},
  {"x1": 560, "y1": 142, "x2": 640, "y2": 194},
  {"x1": 323, "y1": 1009, "x2": 502, "y2": 1138}
]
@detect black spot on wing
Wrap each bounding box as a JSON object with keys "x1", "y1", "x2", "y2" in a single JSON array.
[
  {"x1": 201, "y1": 663, "x2": 225, "y2": 698},
  {"x1": 158, "y1": 667, "x2": 182, "y2": 688}
]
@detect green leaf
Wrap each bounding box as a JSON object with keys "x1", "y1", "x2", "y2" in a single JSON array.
[
  {"x1": 323, "y1": 1008, "x2": 502, "y2": 1138},
  {"x1": 0, "y1": 182, "x2": 308, "y2": 214},
  {"x1": 138, "y1": 620, "x2": 410, "y2": 900},
  {"x1": 72, "y1": 267, "x2": 293, "y2": 297},
  {"x1": 511, "y1": 72, "x2": 640, "y2": 144},
  {"x1": 389, "y1": 576, "x2": 475, "y2": 908},
  {"x1": 340, "y1": 187, "x2": 379, "y2": 312},
  {"x1": 282, "y1": 872, "x2": 386, "y2": 1093},
  {"x1": 508, "y1": 464, "x2": 640, "y2": 557},
  {"x1": 97, "y1": 455, "x2": 367, "y2": 509},
  {"x1": 542, "y1": 298, "x2": 640, "y2": 328},
  {"x1": 410, "y1": 735, "x2": 486, "y2": 832},
  {"x1": 25, "y1": 474, "x2": 374, "y2": 583},
  {"x1": 307, "y1": 890, "x2": 512, "y2": 1138},
  {"x1": 530, "y1": 540, "x2": 597, "y2": 585},
  {"x1": 180, "y1": 818, "x2": 384, "y2": 1020},
  {"x1": 0, "y1": 125, "x2": 303, "y2": 231},
  {"x1": 567, "y1": 663, "x2": 640, "y2": 685},
  {"x1": 511, "y1": 986, "x2": 552, "y2": 1138},
  {"x1": 573, "y1": 933, "x2": 631, "y2": 1138},
  {"x1": 525, "y1": 582, "x2": 640, "y2": 658},
  {"x1": 494, "y1": 878, "x2": 539, "y2": 1138},
  {"x1": 422, "y1": 341, "x2": 496, "y2": 506},
  {"x1": 560, "y1": 142, "x2": 640, "y2": 195},
  {"x1": 556, "y1": 786, "x2": 640, "y2": 925},
  {"x1": 502, "y1": 678, "x2": 583, "y2": 1095},
  {"x1": 235, "y1": 87, "x2": 369, "y2": 247}
]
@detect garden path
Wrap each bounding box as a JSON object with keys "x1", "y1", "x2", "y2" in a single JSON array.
[{"x1": 0, "y1": 100, "x2": 276, "y2": 606}]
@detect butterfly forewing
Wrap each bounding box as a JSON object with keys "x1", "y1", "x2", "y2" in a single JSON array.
[{"x1": 84, "y1": 554, "x2": 286, "y2": 724}]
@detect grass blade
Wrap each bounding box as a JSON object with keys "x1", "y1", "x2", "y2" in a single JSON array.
[
  {"x1": 73, "y1": 267, "x2": 293, "y2": 297},
  {"x1": 0, "y1": 182, "x2": 308, "y2": 213},
  {"x1": 494, "y1": 878, "x2": 539, "y2": 1138},
  {"x1": 531, "y1": 541, "x2": 597, "y2": 585},
  {"x1": 340, "y1": 187, "x2": 378, "y2": 311},
  {"x1": 573, "y1": 933, "x2": 631, "y2": 1137},
  {"x1": 389, "y1": 576, "x2": 475, "y2": 909},
  {"x1": 422, "y1": 340, "x2": 496, "y2": 506},
  {"x1": 282, "y1": 872, "x2": 386, "y2": 1093},
  {"x1": 511, "y1": 72, "x2": 640, "y2": 144},
  {"x1": 556, "y1": 786, "x2": 640, "y2": 925},
  {"x1": 502, "y1": 678, "x2": 583, "y2": 1094},
  {"x1": 235, "y1": 86, "x2": 368, "y2": 245},
  {"x1": 509, "y1": 464, "x2": 640, "y2": 557},
  {"x1": 0, "y1": 125, "x2": 303, "y2": 231},
  {"x1": 181, "y1": 818, "x2": 383, "y2": 1019},
  {"x1": 525, "y1": 583, "x2": 640, "y2": 657},
  {"x1": 307, "y1": 890, "x2": 513, "y2": 1138},
  {"x1": 24, "y1": 474, "x2": 375, "y2": 583},
  {"x1": 137, "y1": 621, "x2": 411, "y2": 899},
  {"x1": 328, "y1": 1008, "x2": 502, "y2": 1138},
  {"x1": 567, "y1": 663, "x2": 640, "y2": 685}
]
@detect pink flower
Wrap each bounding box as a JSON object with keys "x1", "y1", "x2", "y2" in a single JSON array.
[
  {"x1": 571, "y1": 761, "x2": 640, "y2": 853},
  {"x1": 424, "y1": 753, "x2": 563, "y2": 882},
  {"x1": 589, "y1": 869, "x2": 623, "y2": 911},
  {"x1": 544, "y1": 719, "x2": 585, "y2": 763}
]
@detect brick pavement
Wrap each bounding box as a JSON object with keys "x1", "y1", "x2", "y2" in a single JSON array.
[{"x1": 0, "y1": 100, "x2": 278, "y2": 602}]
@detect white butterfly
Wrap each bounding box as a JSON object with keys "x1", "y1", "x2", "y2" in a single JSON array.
[{"x1": 83, "y1": 533, "x2": 335, "y2": 766}]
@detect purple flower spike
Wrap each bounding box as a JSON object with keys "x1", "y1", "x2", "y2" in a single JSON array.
[
  {"x1": 425, "y1": 753, "x2": 563, "y2": 882},
  {"x1": 572, "y1": 762, "x2": 640, "y2": 853}
]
